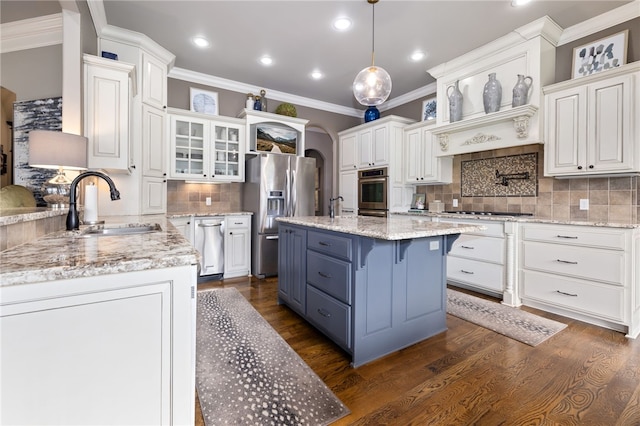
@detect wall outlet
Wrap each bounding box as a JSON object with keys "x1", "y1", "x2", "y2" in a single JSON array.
[
  {"x1": 205, "y1": 197, "x2": 212, "y2": 206},
  {"x1": 452, "y1": 199, "x2": 458, "y2": 207},
  {"x1": 579, "y1": 199, "x2": 589, "y2": 210}
]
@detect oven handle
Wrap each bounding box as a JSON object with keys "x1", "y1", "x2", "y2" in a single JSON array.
[{"x1": 359, "y1": 176, "x2": 388, "y2": 184}]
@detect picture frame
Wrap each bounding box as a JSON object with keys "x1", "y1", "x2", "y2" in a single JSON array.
[
  {"x1": 572, "y1": 30, "x2": 628, "y2": 79},
  {"x1": 422, "y1": 97, "x2": 437, "y2": 121},
  {"x1": 253, "y1": 122, "x2": 298, "y2": 154},
  {"x1": 410, "y1": 193, "x2": 426, "y2": 209},
  {"x1": 190, "y1": 87, "x2": 219, "y2": 115}
]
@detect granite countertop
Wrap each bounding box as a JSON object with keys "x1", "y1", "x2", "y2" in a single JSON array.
[
  {"x1": 277, "y1": 215, "x2": 485, "y2": 240},
  {"x1": 395, "y1": 211, "x2": 640, "y2": 229},
  {"x1": 0, "y1": 215, "x2": 199, "y2": 288},
  {"x1": 0, "y1": 207, "x2": 66, "y2": 226},
  {"x1": 167, "y1": 211, "x2": 253, "y2": 218}
]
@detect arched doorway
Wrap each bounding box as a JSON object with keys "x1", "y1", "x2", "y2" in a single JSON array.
[
  {"x1": 305, "y1": 125, "x2": 334, "y2": 216},
  {"x1": 305, "y1": 149, "x2": 324, "y2": 216}
]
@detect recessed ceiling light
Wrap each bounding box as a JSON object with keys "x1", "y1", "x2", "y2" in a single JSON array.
[
  {"x1": 410, "y1": 51, "x2": 426, "y2": 62},
  {"x1": 511, "y1": 0, "x2": 532, "y2": 6},
  {"x1": 333, "y1": 17, "x2": 352, "y2": 31},
  {"x1": 311, "y1": 70, "x2": 324, "y2": 80},
  {"x1": 191, "y1": 36, "x2": 209, "y2": 48},
  {"x1": 260, "y1": 56, "x2": 273, "y2": 66}
]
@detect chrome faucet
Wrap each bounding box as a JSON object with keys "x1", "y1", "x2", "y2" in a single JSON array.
[
  {"x1": 329, "y1": 196, "x2": 343, "y2": 219},
  {"x1": 66, "y1": 171, "x2": 120, "y2": 230}
]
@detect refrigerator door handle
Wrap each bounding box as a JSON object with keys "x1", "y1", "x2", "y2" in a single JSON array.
[
  {"x1": 285, "y1": 168, "x2": 291, "y2": 217},
  {"x1": 290, "y1": 169, "x2": 296, "y2": 216},
  {"x1": 265, "y1": 235, "x2": 279, "y2": 240}
]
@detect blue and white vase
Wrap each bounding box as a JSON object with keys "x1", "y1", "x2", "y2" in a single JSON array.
[{"x1": 364, "y1": 105, "x2": 380, "y2": 122}]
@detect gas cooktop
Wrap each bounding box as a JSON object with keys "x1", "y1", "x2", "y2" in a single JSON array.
[{"x1": 444, "y1": 211, "x2": 533, "y2": 217}]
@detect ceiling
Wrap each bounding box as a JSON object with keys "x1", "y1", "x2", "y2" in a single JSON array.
[{"x1": 2, "y1": 1, "x2": 636, "y2": 113}]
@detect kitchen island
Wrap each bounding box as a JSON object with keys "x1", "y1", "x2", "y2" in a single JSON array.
[
  {"x1": 0, "y1": 215, "x2": 199, "y2": 425},
  {"x1": 276, "y1": 215, "x2": 484, "y2": 367}
]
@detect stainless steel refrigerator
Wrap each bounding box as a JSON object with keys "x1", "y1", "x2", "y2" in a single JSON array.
[{"x1": 244, "y1": 153, "x2": 316, "y2": 278}]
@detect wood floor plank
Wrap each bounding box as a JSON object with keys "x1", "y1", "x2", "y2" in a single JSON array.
[{"x1": 195, "y1": 277, "x2": 640, "y2": 425}]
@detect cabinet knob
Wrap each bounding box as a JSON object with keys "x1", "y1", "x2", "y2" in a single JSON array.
[
  {"x1": 163, "y1": 173, "x2": 167, "y2": 176},
  {"x1": 203, "y1": 174, "x2": 207, "y2": 177},
  {"x1": 353, "y1": 165, "x2": 356, "y2": 169},
  {"x1": 588, "y1": 165, "x2": 594, "y2": 169},
  {"x1": 163, "y1": 180, "x2": 167, "y2": 183},
  {"x1": 131, "y1": 165, "x2": 136, "y2": 169},
  {"x1": 577, "y1": 166, "x2": 583, "y2": 170}
]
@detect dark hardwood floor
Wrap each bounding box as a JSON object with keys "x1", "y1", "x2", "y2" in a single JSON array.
[{"x1": 196, "y1": 276, "x2": 640, "y2": 425}]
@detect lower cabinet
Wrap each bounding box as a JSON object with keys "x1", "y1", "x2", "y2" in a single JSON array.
[
  {"x1": 520, "y1": 222, "x2": 639, "y2": 338},
  {"x1": 224, "y1": 215, "x2": 251, "y2": 278},
  {"x1": 0, "y1": 265, "x2": 197, "y2": 425},
  {"x1": 278, "y1": 223, "x2": 452, "y2": 367},
  {"x1": 169, "y1": 216, "x2": 192, "y2": 242}
]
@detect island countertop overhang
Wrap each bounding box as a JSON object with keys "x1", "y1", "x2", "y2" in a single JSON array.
[{"x1": 276, "y1": 215, "x2": 486, "y2": 240}]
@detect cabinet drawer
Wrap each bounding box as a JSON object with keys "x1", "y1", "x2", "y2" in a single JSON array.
[
  {"x1": 306, "y1": 285, "x2": 351, "y2": 350},
  {"x1": 307, "y1": 251, "x2": 351, "y2": 304},
  {"x1": 522, "y1": 270, "x2": 624, "y2": 321},
  {"x1": 523, "y1": 241, "x2": 624, "y2": 285},
  {"x1": 307, "y1": 230, "x2": 352, "y2": 261},
  {"x1": 449, "y1": 234, "x2": 504, "y2": 264},
  {"x1": 225, "y1": 216, "x2": 250, "y2": 229},
  {"x1": 439, "y1": 218, "x2": 504, "y2": 238},
  {"x1": 447, "y1": 257, "x2": 504, "y2": 292},
  {"x1": 522, "y1": 224, "x2": 626, "y2": 250}
]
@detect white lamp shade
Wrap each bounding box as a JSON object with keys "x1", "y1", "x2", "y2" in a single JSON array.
[
  {"x1": 352, "y1": 65, "x2": 392, "y2": 106},
  {"x1": 29, "y1": 130, "x2": 88, "y2": 170}
]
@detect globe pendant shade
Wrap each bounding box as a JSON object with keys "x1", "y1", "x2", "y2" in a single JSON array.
[{"x1": 353, "y1": 65, "x2": 392, "y2": 106}]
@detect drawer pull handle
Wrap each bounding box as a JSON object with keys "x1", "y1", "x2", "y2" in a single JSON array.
[
  {"x1": 460, "y1": 269, "x2": 474, "y2": 275},
  {"x1": 556, "y1": 235, "x2": 578, "y2": 239},
  {"x1": 317, "y1": 308, "x2": 332, "y2": 318},
  {"x1": 318, "y1": 241, "x2": 332, "y2": 247},
  {"x1": 234, "y1": 222, "x2": 243, "y2": 225},
  {"x1": 556, "y1": 290, "x2": 578, "y2": 297},
  {"x1": 460, "y1": 245, "x2": 475, "y2": 249},
  {"x1": 318, "y1": 271, "x2": 332, "y2": 279},
  {"x1": 556, "y1": 259, "x2": 578, "y2": 265}
]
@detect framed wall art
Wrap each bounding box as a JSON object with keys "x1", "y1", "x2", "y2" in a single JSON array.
[
  {"x1": 572, "y1": 30, "x2": 628, "y2": 79},
  {"x1": 190, "y1": 88, "x2": 219, "y2": 115},
  {"x1": 422, "y1": 97, "x2": 437, "y2": 121}
]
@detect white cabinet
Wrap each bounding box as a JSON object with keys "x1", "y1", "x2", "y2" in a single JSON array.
[
  {"x1": 544, "y1": 62, "x2": 639, "y2": 177},
  {"x1": 83, "y1": 54, "x2": 135, "y2": 173},
  {"x1": 0, "y1": 266, "x2": 196, "y2": 425},
  {"x1": 403, "y1": 121, "x2": 452, "y2": 184},
  {"x1": 142, "y1": 104, "x2": 166, "y2": 178},
  {"x1": 224, "y1": 215, "x2": 251, "y2": 278},
  {"x1": 339, "y1": 170, "x2": 357, "y2": 215},
  {"x1": 141, "y1": 51, "x2": 167, "y2": 110},
  {"x1": 520, "y1": 222, "x2": 639, "y2": 338},
  {"x1": 141, "y1": 176, "x2": 167, "y2": 214},
  {"x1": 339, "y1": 133, "x2": 357, "y2": 171},
  {"x1": 358, "y1": 124, "x2": 388, "y2": 168},
  {"x1": 168, "y1": 110, "x2": 245, "y2": 182}
]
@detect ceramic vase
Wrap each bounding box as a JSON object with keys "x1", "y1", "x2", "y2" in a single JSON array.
[
  {"x1": 483, "y1": 73, "x2": 502, "y2": 114},
  {"x1": 447, "y1": 80, "x2": 463, "y2": 123},
  {"x1": 364, "y1": 105, "x2": 380, "y2": 122},
  {"x1": 512, "y1": 74, "x2": 533, "y2": 107}
]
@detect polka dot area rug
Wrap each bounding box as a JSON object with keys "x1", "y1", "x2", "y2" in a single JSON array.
[{"x1": 196, "y1": 287, "x2": 350, "y2": 425}]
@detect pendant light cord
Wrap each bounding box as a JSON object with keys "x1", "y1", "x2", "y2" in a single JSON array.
[{"x1": 371, "y1": 1, "x2": 376, "y2": 67}]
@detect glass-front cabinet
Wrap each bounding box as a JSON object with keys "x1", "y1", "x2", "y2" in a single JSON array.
[{"x1": 168, "y1": 109, "x2": 245, "y2": 182}]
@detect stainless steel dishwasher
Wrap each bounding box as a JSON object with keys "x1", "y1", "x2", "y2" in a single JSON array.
[{"x1": 194, "y1": 217, "x2": 224, "y2": 278}]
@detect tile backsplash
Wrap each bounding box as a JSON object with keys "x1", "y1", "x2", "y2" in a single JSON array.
[
  {"x1": 461, "y1": 153, "x2": 538, "y2": 197},
  {"x1": 419, "y1": 144, "x2": 639, "y2": 224},
  {"x1": 167, "y1": 180, "x2": 242, "y2": 214}
]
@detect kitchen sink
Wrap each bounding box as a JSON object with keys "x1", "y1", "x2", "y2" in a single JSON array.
[{"x1": 80, "y1": 223, "x2": 162, "y2": 237}]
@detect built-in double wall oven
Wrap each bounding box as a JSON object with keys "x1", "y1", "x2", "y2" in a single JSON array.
[{"x1": 358, "y1": 167, "x2": 388, "y2": 217}]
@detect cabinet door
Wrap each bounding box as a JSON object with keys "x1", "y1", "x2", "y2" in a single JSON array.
[
  {"x1": 358, "y1": 128, "x2": 373, "y2": 168},
  {"x1": 340, "y1": 133, "x2": 357, "y2": 170},
  {"x1": 142, "y1": 52, "x2": 167, "y2": 110},
  {"x1": 211, "y1": 123, "x2": 244, "y2": 182},
  {"x1": 404, "y1": 127, "x2": 422, "y2": 182},
  {"x1": 224, "y1": 229, "x2": 250, "y2": 277},
  {"x1": 142, "y1": 105, "x2": 166, "y2": 178},
  {"x1": 84, "y1": 58, "x2": 133, "y2": 172},
  {"x1": 371, "y1": 124, "x2": 389, "y2": 166},
  {"x1": 545, "y1": 87, "x2": 587, "y2": 175},
  {"x1": 339, "y1": 170, "x2": 357, "y2": 215},
  {"x1": 169, "y1": 116, "x2": 208, "y2": 180},
  {"x1": 278, "y1": 226, "x2": 307, "y2": 315},
  {"x1": 141, "y1": 176, "x2": 167, "y2": 214},
  {"x1": 588, "y1": 74, "x2": 633, "y2": 173}
]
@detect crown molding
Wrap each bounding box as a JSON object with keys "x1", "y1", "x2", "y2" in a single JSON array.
[
  {"x1": 379, "y1": 82, "x2": 437, "y2": 112},
  {"x1": 558, "y1": 0, "x2": 640, "y2": 46},
  {"x1": 169, "y1": 67, "x2": 363, "y2": 118},
  {"x1": 0, "y1": 13, "x2": 62, "y2": 54},
  {"x1": 86, "y1": 0, "x2": 108, "y2": 37}
]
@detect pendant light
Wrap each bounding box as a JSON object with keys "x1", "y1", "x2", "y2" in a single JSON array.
[{"x1": 352, "y1": 0, "x2": 392, "y2": 107}]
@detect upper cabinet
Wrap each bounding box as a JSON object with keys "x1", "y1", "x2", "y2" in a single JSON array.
[
  {"x1": 141, "y1": 52, "x2": 167, "y2": 110},
  {"x1": 428, "y1": 17, "x2": 560, "y2": 157},
  {"x1": 358, "y1": 123, "x2": 388, "y2": 168},
  {"x1": 168, "y1": 109, "x2": 245, "y2": 182},
  {"x1": 83, "y1": 54, "x2": 136, "y2": 173},
  {"x1": 403, "y1": 121, "x2": 452, "y2": 184},
  {"x1": 543, "y1": 62, "x2": 639, "y2": 177}
]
